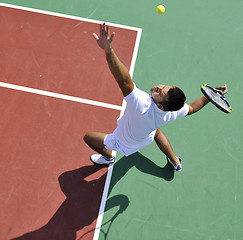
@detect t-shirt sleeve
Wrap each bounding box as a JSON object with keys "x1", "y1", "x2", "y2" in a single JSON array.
[
  {"x1": 176, "y1": 103, "x2": 189, "y2": 118},
  {"x1": 124, "y1": 85, "x2": 150, "y2": 113},
  {"x1": 124, "y1": 85, "x2": 138, "y2": 103},
  {"x1": 163, "y1": 104, "x2": 189, "y2": 123}
]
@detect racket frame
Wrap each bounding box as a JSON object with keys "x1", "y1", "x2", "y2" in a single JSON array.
[{"x1": 201, "y1": 84, "x2": 232, "y2": 113}]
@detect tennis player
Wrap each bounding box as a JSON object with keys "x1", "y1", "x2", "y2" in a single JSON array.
[{"x1": 84, "y1": 23, "x2": 227, "y2": 171}]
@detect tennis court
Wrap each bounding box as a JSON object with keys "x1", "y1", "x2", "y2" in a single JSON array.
[{"x1": 0, "y1": 1, "x2": 242, "y2": 240}]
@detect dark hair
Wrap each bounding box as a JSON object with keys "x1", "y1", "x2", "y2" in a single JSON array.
[{"x1": 161, "y1": 87, "x2": 186, "y2": 111}]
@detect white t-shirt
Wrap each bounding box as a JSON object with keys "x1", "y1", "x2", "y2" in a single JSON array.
[{"x1": 111, "y1": 85, "x2": 189, "y2": 156}]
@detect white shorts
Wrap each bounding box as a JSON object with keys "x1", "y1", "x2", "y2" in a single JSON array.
[
  {"x1": 104, "y1": 133, "x2": 125, "y2": 155},
  {"x1": 104, "y1": 133, "x2": 154, "y2": 157},
  {"x1": 104, "y1": 133, "x2": 135, "y2": 156}
]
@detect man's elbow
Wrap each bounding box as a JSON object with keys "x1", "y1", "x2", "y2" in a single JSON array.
[{"x1": 187, "y1": 105, "x2": 197, "y2": 116}]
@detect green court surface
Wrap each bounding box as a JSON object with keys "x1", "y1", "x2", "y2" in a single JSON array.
[{"x1": 1, "y1": 0, "x2": 243, "y2": 239}]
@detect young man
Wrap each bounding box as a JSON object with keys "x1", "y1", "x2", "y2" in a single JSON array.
[{"x1": 84, "y1": 23, "x2": 228, "y2": 171}]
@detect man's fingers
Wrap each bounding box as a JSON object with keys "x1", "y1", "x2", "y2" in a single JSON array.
[
  {"x1": 92, "y1": 33, "x2": 99, "y2": 41},
  {"x1": 216, "y1": 84, "x2": 228, "y2": 95},
  {"x1": 102, "y1": 22, "x2": 107, "y2": 34},
  {"x1": 223, "y1": 84, "x2": 228, "y2": 94},
  {"x1": 109, "y1": 32, "x2": 115, "y2": 43},
  {"x1": 94, "y1": 23, "x2": 114, "y2": 48},
  {"x1": 100, "y1": 24, "x2": 103, "y2": 34},
  {"x1": 106, "y1": 24, "x2": 110, "y2": 35}
]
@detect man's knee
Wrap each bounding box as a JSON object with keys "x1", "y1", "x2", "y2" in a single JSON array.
[
  {"x1": 154, "y1": 128, "x2": 162, "y2": 139},
  {"x1": 83, "y1": 132, "x2": 106, "y2": 148},
  {"x1": 83, "y1": 132, "x2": 92, "y2": 145}
]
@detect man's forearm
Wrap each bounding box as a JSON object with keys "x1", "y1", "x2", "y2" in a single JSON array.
[
  {"x1": 106, "y1": 47, "x2": 130, "y2": 82},
  {"x1": 187, "y1": 96, "x2": 209, "y2": 115},
  {"x1": 105, "y1": 47, "x2": 134, "y2": 96}
]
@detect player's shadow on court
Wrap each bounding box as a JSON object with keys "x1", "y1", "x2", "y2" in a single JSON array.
[
  {"x1": 11, "y1": 164, "x2": 129, "y2": 240},
  {"x1": 11, "y1": 153, "x2": 172, "y2": 240}
]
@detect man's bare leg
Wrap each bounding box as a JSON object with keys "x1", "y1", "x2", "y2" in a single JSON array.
[
  {"x1": 154, "y1": 128, "x2": 180, "y2": 166},
  {"x1": 83, "y1": 132, "x2": 113, "y2": 159}
]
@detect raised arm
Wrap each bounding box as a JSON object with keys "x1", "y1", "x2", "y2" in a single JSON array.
[
  {"x1": 187, "y1": 84, "x2": 228, "y2": 115},
  {"x1": 93, "y1": 23, "x2": 134, "y2": 96}
]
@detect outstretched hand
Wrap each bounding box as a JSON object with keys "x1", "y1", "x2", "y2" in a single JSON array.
[
  {"x1": 216, "y1": 84, "x2": 228, "y2": 95},
  {"x1": 93, "y1": 23, "x2": 115, "y2": 53}
]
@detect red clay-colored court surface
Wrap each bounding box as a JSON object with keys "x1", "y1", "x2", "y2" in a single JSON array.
[{"x1": 0, "y1": 5, "x2": 139, "y2": 240}]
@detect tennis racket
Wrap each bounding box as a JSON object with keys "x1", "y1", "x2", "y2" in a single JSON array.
[{"x1": 201, "y1": 84, "x2": 232, "y2": 113}]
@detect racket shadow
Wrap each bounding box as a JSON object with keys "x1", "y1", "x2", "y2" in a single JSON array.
[{"x1": 77, "y1": 194, "x2": 130, "y2": 240}]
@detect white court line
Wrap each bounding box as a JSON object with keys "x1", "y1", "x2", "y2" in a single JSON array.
[
  {"x1": 93, "y1": 19, "x2": 142, "y2": 240},
  {"x1": 0, "y1": 82, "x2": 122, "y2": 111},
  {"x1": 0, "y1": 3, "x2": 142, "y2": 31},
  {"x1": 0, "y1": 3, "x2": 142, "y2": 239}
]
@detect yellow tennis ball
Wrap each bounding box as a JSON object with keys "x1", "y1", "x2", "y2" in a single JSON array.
[{"x1": 156, "y1": 5, "x2": 165, "y2": 14}]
